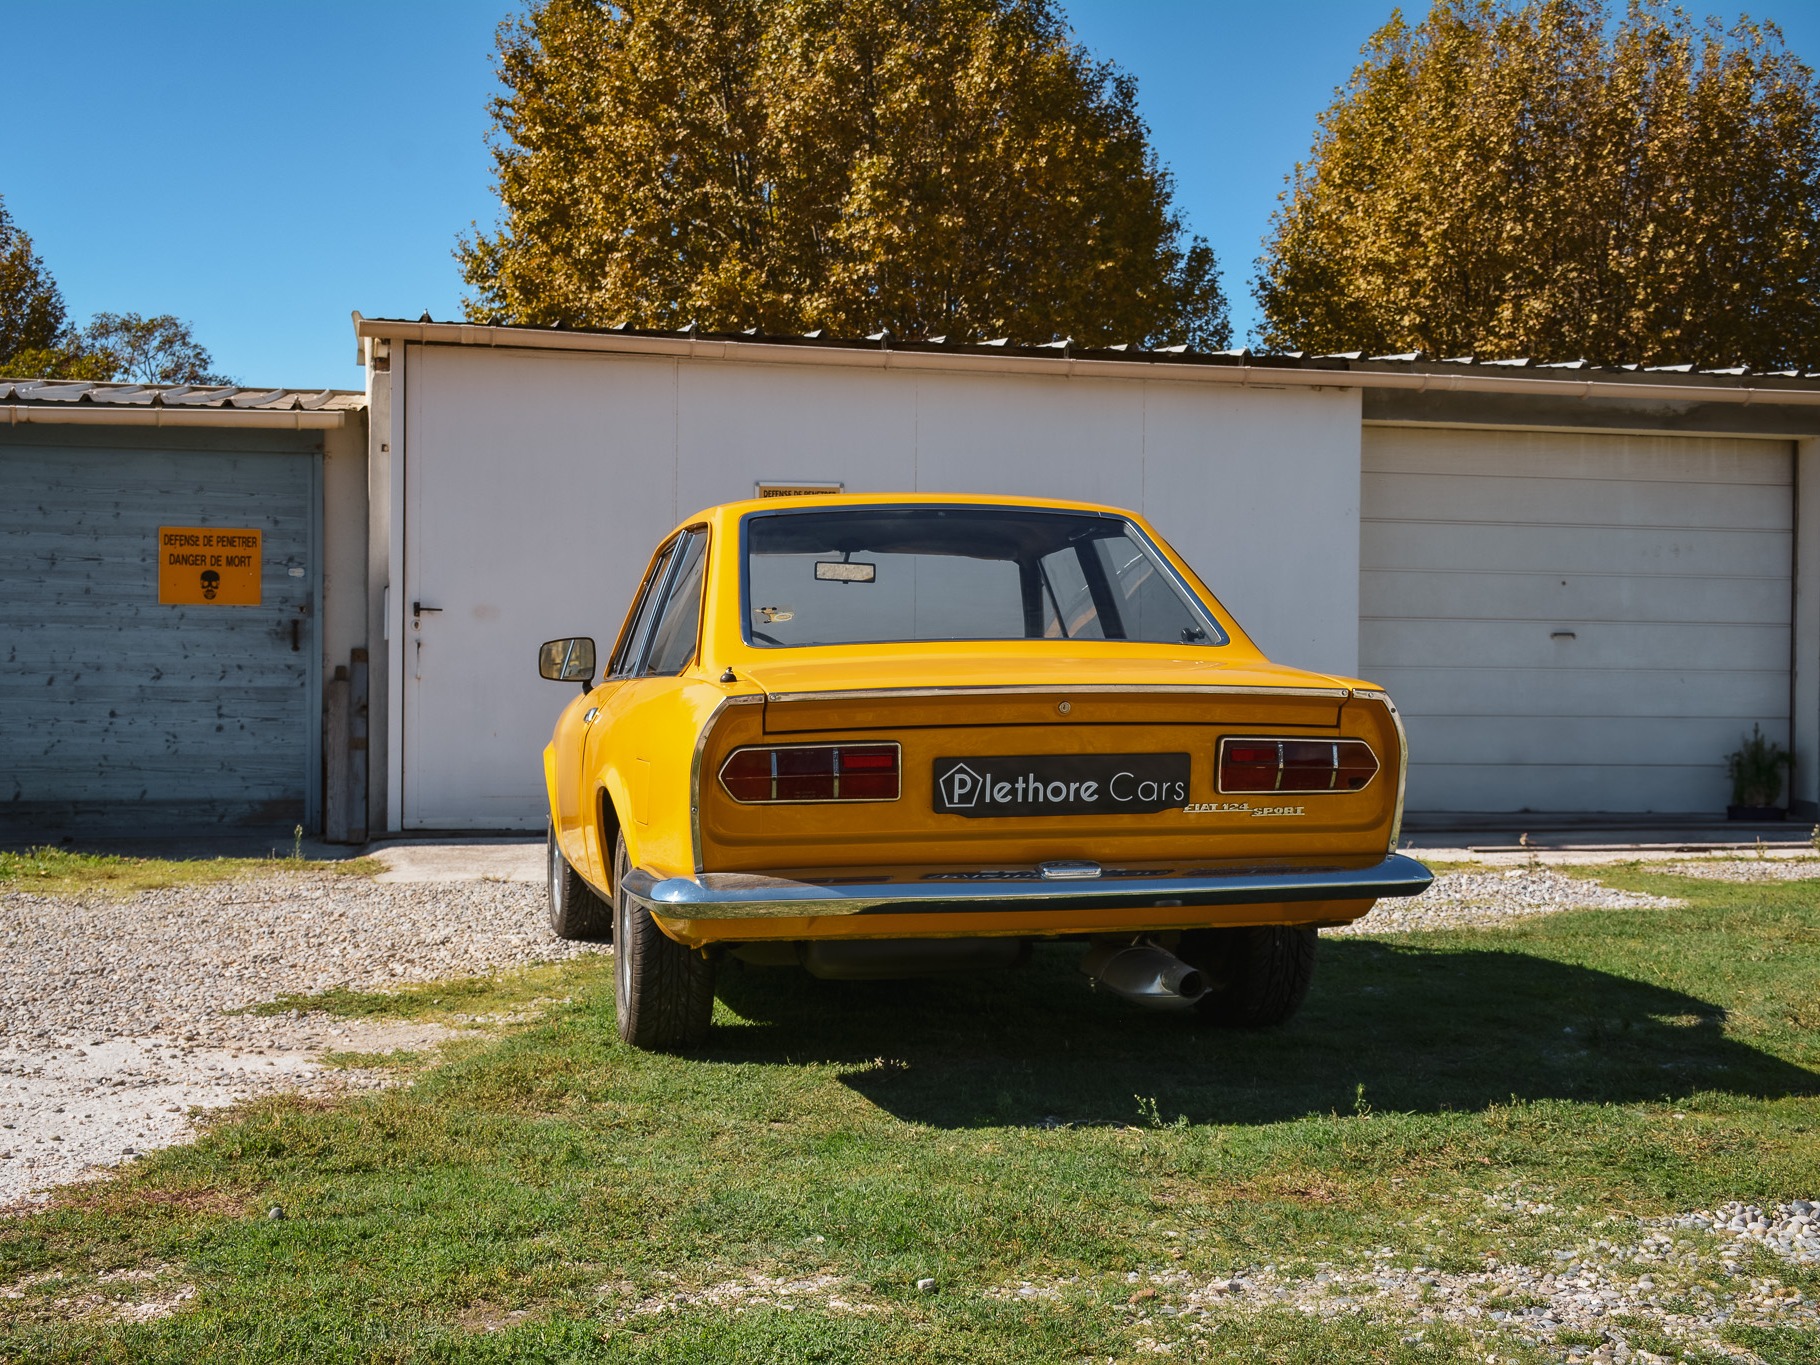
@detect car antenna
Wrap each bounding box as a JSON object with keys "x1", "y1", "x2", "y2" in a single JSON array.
[{"x1": 720, "y1": 667, "x2": 737, "y2": 684}]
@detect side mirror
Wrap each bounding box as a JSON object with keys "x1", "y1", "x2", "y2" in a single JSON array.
[{"x1": 538, "y1": 636, "x2": 596, "y2": 686}]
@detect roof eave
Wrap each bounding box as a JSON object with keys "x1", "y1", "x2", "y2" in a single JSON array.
[
  {"x1": 352, "y1": 316, "x2": 1820, "y2": 409},
  {"x1": 2, "y1": 404, "x2": 353, "y2": 430}
]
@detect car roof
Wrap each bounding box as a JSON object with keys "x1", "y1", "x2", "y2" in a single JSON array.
[{"x1": 677, "y1": 491, "x2": 1139, "y2": 535}]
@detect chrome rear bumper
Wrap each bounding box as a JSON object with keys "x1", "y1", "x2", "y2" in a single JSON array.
[{"x1": 621, "y1": 852, "x2": 1433, "y2": 921}]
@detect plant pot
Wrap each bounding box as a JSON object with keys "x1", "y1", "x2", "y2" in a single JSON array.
[{"x1": 1726, "y1": 805, "x2": 1786, "y2": 821}]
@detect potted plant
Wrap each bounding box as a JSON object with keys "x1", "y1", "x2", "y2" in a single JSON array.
[{"x1": 1725, "y1": 724, "x2": 1791, "y2": 820}]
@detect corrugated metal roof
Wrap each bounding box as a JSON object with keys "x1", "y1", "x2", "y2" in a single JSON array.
[
  {"x1": 358, "y1": 315, "x2": 1820, "y2": 394},
  {"x1": 0, "y1": 379, "x2": 364, "y2": 412}
]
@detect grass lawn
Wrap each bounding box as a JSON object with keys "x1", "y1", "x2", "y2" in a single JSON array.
[
  {"x1": 3, "y1": 867, "x2": 1818, "y2": 1361},
  {"x1": 0, "y1": 847, "x2": 382, "y2": 897}
]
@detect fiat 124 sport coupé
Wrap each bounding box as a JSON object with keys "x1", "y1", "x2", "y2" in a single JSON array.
[{"x1": 540, "y1": 493, "x2": 1432, "y2": 1049}]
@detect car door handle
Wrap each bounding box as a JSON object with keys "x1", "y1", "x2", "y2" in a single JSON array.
[{"x1": 583, "y1": 707, "x2": 600, "y2": 725}]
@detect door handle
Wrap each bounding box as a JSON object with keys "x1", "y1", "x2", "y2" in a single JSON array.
[
  {"x1": 583, "y1": 707, "x2": 600, "y2": 725},
  {"x1": 412, "y1": 601, "x2": 442, "y2": 619}
]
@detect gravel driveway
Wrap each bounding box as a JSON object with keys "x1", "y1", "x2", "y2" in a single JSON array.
[
  {"x1": 1334, "y1": 865, "x2": 1685, "y2": 934},
  {"x1": 1, "y1": 868, "x2": 600, "y2": 1208}
]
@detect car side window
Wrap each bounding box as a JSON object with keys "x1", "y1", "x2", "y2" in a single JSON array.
[
  {"x1": 1088, "y1": 534, "x2": 1214, "y2": 643},
  {"x1": 642, "y1": 530, "x2": 708, "y2": 676},
  {"x1": 608, "y1": 537, "x2": 678, "y2": 678}
]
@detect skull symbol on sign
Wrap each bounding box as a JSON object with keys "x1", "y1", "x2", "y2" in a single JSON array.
[{"x1": 200, "y1": 570, "x2": 220, "y2": 600}]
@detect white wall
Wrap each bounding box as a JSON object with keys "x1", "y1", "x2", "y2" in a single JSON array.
[
  {"x1": 365, "y1": 344, "x2": 401, "y2": 833},
  {"x1": 676, "y1": 361, "x2": 1361, "y2": 670},
  {"x1": 391, "y1": 342, "x2": 1363, "y2": 828},
  {"x1": 320, "y1": 417, "x2": 368, "y2": 674},
  {"x1": 1794, "y1": 436, "x2": 1820, "y2": 816}
]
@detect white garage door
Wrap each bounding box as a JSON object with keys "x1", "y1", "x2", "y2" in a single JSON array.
[{"x1": 1361, "y1": 426, "x2": 1792, "y2": 813}]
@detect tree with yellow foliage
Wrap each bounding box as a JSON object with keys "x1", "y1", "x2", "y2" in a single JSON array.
[
  {"x1": 459, "y1": 0, "x2": 1228, "y2": 348},
  {"x1": 1256, "y1": 0, "x2": 1820, "y2": 369}
]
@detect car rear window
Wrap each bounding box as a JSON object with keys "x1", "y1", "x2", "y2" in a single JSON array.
[{"x1": 743, "y1": 507, "x2": 1225, "y2": 648}]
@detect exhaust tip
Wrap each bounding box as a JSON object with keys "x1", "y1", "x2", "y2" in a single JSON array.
[{"x1": 1080, "y1": 941, "x2": 1207, "y2": 1011}]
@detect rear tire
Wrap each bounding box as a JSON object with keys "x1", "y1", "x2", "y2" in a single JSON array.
[
  {"x1": 547, "y1": 821, "x2": 612, "y2": 941},
  {"x1": 612, "y1": 832, "x2": 715, "y2": 1050},
  {"x1": 1178, "y1": 925, "x2": 1317, "y2": 1028}
]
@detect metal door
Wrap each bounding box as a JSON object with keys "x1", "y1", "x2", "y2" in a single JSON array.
[
  {"x1": 0, "y1": 431, "x2": 320, "y2": 837},
  {"x1": 1362, "y1": 426, "x2": 1793, "y2": 813}
]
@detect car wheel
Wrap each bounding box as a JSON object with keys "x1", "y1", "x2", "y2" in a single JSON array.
[
  {"x1": 1177, "y1": 925, "x2": 1317, "y2": 1028},
  {"x1": 612, "y1": 831, "x2": 715, "y2": 1050},
  {"x1": 547, "y1": 821, "x2": 612, "y2": 941}
]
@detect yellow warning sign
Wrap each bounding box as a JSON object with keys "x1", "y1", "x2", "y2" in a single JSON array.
[
  {"x1": 756, "y1": 481, "x2": 843, "y2": 498},
  {"x1": 158, "y1": 527, "x2": 263, "y2": 605}
]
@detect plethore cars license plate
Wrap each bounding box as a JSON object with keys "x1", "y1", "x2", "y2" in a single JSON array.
[{"x1": 933, "y1": 753, "x2": 1190, "y2": 818}]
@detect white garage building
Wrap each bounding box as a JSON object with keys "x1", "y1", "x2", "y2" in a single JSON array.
[{"x1": 350, "y1": 317, "x2": 1820, "y2": 833}]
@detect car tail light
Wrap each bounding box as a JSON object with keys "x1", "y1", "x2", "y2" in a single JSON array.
[
  {"x1": 1217, "y1": 738, "x2": 1379, "y2": 793},
  {"x1": 718, "y1": 743, "x2": 901, "y2": 803}
]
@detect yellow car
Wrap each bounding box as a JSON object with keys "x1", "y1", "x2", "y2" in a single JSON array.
[{"x1": 540, "y1": 493, "x2": 1431, "y2": 1049}]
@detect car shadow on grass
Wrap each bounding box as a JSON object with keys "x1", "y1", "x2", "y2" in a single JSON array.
[{"x1": 705, "y1": 939, "x2": 1820, "y2": 1128}]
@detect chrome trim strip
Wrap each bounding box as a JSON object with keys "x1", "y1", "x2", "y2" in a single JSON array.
[
  {"x1": 764, "y1": 683, "x2": 1352, "y2": 704},
  {"x1": 1351, "y1": 689, "x2": 1410, "y2": 852},
  {"x1": 688, "y1": 692, "x2": 765, "y2": 874},
  {"x1": 1214, "y1": 736, "x2": 1381, "y2": 796},
  {"x1": 622, "y1": 852, "x2": 1433, "y2": 921},
  {"x1": 716, "y1": 741, "x2": 904, "y2": 805}
]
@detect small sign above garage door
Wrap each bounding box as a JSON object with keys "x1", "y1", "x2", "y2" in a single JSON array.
[{"x1": 158, "y1": 526, "x2": 263, "y2": 604}]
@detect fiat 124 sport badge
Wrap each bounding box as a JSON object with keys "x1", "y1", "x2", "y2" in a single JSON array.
[{"x1": 539, "y1": 493, "x2": 1431, "y2": 1050}]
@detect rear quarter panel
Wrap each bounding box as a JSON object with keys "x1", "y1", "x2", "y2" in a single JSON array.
[{"x1": 587, "y1": 678, "x2": 750, "y2": 880}]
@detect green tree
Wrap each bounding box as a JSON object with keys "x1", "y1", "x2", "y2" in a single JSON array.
[
  {"x1": 0, "y1": 196, "x2": 226, "y2": 384},
  {"x1": 460, "y1": 0, "x2": 1228, "y2": 348},
  {"x1": 83, "y1": 312, "x2": 230, "y2": 386},
  {"x1": 0, "y1": 195, "x2": 104, "y2": 379},
  {"x1": 1255, "y1": 0, "x2": 1820, "y2": 369}
]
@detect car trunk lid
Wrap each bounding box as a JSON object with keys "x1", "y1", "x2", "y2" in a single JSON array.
[
  {"x1": 738, "y1": 649, "x2": 1352, "y2": 734},
  {"x1": 694, "y1": 648, "x2": 1401, "y2": 875}
]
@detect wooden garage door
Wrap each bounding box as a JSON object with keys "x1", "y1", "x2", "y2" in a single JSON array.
[
  {"x1": 1361, "y1": 426, "x2": 1793, "y2": 813},
  {"x1": 0, "y1": 430, "x2": 319, "y2": 838}
]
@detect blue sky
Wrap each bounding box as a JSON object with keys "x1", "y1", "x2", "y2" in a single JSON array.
[{"x1": 9, "y1": 1, "x2": 1820, "y2": 390}]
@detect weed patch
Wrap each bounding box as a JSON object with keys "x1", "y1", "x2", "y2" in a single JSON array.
[
  {"x1": 0, "y1": 847, "x2": 380, "y2": 897},
  {"x1": 242, "y1": 958, "x2": 602, "y2": 1026}
]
